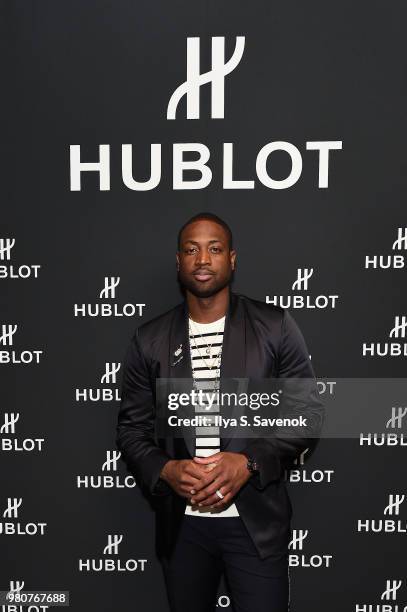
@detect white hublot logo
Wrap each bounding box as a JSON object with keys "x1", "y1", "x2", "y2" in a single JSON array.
[
  {"x1": 101, "y1": 450, "x2": 121, "y2": 472},
  {"x1": 288, "y1": 529, "x2": 308, "y2": 550},
  {"x1": 167, "y1": 36, "x2": 245, "y2": 119},
  {"x1": 0, "y1": 324, "x2": 17, "y2": 346},
  {"x1": 101, "y1": 362, "x2": 121, "y2": 385},
  {"x1": 389, "y1": 316, "x2": 407, "y2": 339},
  {"x1": 392, "y1": 227, "x2": 407, "y2": 250},
  {"x1": 386, "y1": 407, "x2": 407, "y2": 429},
  {"x1": 3, "y1": 497, "x2": 22, "y2": 519},
  {"x1": 292, "y1": 268, "x2": 314, "y2": 291},
  {"x1": 381, "y1": 579, "x2": 402, "y2": 601},
  {"x1": 0, "y1": 412, "x2": 20, "y2": 434},
  {"x1": 69, "y1": 36, "x2": 342, "y2": 191},
  {"x1": 103, "y1": 534, "x2": 123, "y2": 555},
  {"x1": 0, "y1": 238, "x2": 15, "y2": 260},
  {"x1": 99, "y1": 276, "x2": 120, "y2": 300},
  {"x1": 383, "y1": 494, "x2": 404, "y2": 516}
]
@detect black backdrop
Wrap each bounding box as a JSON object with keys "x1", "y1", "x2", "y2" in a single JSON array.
[{"x1": 2, "y1": 1, "x2": 406, "y2": 610}]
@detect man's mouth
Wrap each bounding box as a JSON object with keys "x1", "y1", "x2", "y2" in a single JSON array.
[{"x1": 193, "y1": 271, "x2": 214, "y2": 282}]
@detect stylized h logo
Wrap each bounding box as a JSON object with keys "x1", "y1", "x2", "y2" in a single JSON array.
[
  {"x1": 8, "y1": 581, "x2": 24, "y2": 595},
  {"x1": 0, "y1": 238, "x2": 15, "y2": 260},
  {"x1": 102, "y1": 450, "x2": 121, "y2": 472},
  {"x1": 167, "y1": 36, "x2": 245, "y2": 120},
  {"x1": 386, "y1": 407, "x2": 407, "y2": 429},
  {"x1": 293, "y1": 448, "x2": 309, "y2": 466},
  {"x1": 99, "y1": 277, "x2": 120, "y2": 300},
  {"x1": 389, "y1": 316, "x2": 407, "y2": 339},
  {"x1": 292, "y1": 268, "x2": 314, "y2": 291},
  {"x1": 101, "y1": 362, "x2": 121, "y2": 384},
  {"x1": 384, "y1": 494, "x2": 405, "y2": 516},
  {"x1": 381, "y1": 579, "x2": 402, "y2": 601},
  {"x1": 392, "y1": 228, "x2": 407, "y2": 250},
  {"x1": 0, "y1": 324, "x2": 17, "y2": 346},
  {"x1": 288, "y1": 529, "x2": 308, "y2": 550},
  {"x1": 3, "y1": 497, "x2": 22, "y2": 518},
  {"x1": 103, "y1": 534, "x2": 123, "y2": 555},
  {"x1": 0, "y1": 412, "x2": 20, "y2": 435}
]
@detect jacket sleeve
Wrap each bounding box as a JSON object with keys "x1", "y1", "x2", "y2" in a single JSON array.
[
  {"x1": 116, "y1": 329, "x2": 172, "y2": 496},
  {"x1": 241, "y1": 309, "x2": 324, "y2": 490}
]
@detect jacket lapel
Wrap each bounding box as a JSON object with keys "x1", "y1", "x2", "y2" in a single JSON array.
[
  {"x1": 167, "y1": 301, "x2": 194, "y2": 457},
  {"x1": 219, "y1": 291, "x2": 248, "y2": 451},
  {"x1": 219, "y1": 290, "x2": 246, "y2": 380},
  {"x1": 168, "y1": 301, "x2": 192, "y2": 380}
]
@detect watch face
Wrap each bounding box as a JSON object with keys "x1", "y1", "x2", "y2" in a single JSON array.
[{"x1": 248, "y1": 458, "x2": 258, "y2": 473}]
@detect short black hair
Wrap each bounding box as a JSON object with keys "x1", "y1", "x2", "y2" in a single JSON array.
[{"x1": 177, "y1": 212, "x2": 233, "y2": 250}]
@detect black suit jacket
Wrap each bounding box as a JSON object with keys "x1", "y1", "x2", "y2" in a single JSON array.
[{"x1": 116, "y1": 289, "x2": 324, "y2": 560}]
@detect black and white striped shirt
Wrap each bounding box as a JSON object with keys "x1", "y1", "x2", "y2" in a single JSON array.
[{"x1": 185, "y1": 315, "x2": 239, "y2": 517}]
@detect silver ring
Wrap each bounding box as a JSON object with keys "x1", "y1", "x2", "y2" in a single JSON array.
[{"x1": 215, "y1": 489, "x2": 224, "y2": 500}]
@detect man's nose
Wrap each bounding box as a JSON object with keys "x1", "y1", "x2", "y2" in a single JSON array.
[{"x1": 195, "y1": 249, "x2": 211, "y2": 266}]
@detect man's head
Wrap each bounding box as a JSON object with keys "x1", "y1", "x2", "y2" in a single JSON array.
[{"x1": 176, "y1": 212, "x2": 236, "y2": 299}]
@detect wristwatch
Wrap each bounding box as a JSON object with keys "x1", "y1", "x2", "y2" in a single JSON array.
[{"x1": 245, "y1": 455, "x2": 259, "y2": 475}]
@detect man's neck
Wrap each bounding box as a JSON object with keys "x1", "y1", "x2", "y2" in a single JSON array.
[{"x1": 186, "y1": 286, "x2": 230, "y2": 324}]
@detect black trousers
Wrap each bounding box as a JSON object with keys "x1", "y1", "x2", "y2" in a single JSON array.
[{"x1": 161, "y1": 515, "x2": 290, "y2": 612}]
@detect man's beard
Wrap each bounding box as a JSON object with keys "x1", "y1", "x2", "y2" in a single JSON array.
[{"x1": 177, "y1": 270, "x2": 232, "y2": 298}]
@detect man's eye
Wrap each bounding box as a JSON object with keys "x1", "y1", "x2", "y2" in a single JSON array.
[
  {"x1": 210, "y1": 247, "x2": 221, "y2": 253},
  {"x1": 186, "y1": 248, "x2": 197, "y2": 254}
]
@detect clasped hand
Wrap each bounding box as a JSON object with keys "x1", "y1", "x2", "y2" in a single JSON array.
[{"x1": 162, "y1": 452, "x2": 251, "y2": 510}]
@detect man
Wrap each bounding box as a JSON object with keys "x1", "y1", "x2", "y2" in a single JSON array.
[{"x1": 116, "y1": 212, "x2": 323, "y2": 612}]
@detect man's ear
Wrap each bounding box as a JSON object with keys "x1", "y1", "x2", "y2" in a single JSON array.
[
  {"x1": 231, "y1": 250, "x2": 237, "y2": 271},
  {"x1": 176, "y1": 252, "x2": 180, "y2": 271}
]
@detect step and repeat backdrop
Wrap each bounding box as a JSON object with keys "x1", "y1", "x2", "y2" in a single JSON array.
[{"x1": 2, "y1": 1, "x2": 406, "y2": 611}]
